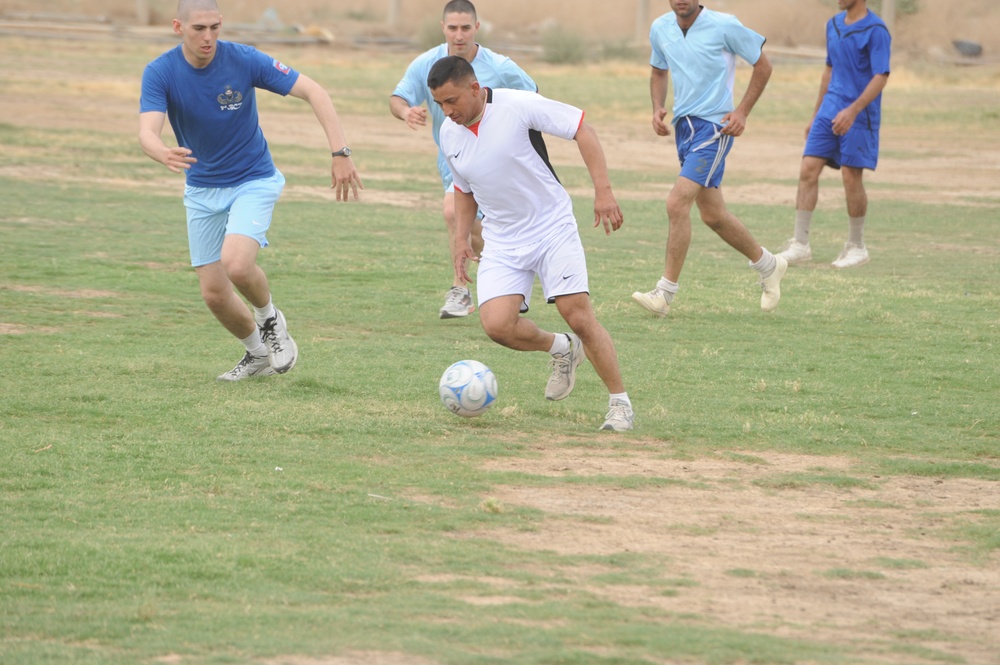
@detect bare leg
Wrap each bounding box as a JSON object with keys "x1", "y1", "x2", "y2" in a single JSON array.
[
  {"x1": 796, "y1": 156, "x2": 826, "y2": 212},
  {"x1": 842, "y1": 166, "x2": 867, "y2": 218},
  {"x1": 662, "y1": 177, "x2": 702, "y2": 283},
  {"x1": 195, "y1": 234, "x2": 268, "y2": 339},
  {"x1": 479, "y1": 295, "x2": 554, "y2": 352},
  {"x1": 696, "y1": 186, "x2": 763, "y2": 262},
  {"x1": 555, "y1": 293, "x2": 625, "y2": 394}
]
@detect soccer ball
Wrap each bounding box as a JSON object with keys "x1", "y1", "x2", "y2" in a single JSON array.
[{"x1": 439, "y1": 360, "x2": 498, "y2": 418}]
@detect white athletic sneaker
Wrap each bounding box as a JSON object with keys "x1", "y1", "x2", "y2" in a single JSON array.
[
  {"x1": 217, "y1": 351, "x2": 276, "y2": 381},
  {"x1": 545, "y1": 333, "x2": 584, "y2": 401},
  {"x1": 831, "y1": 243, "x2": 870, "y2": 269},
  {"x1": 631, "y1": 288, "x2": 671, "y2": 318},
  {"x1": 600, "y1": 399, "x2": 634, "y2": 432},
  {"x1": 777, "y1": 239, "x2": 812, "y2": 265},
  {"x1": 760, "y1": 255, "x2": 787, "y2": 313},
  {"x1": 259, "y1": 308, "x2": 298, "y2": 373},
  {"x1": 439, "y1": 286, "x2": 474, "y2": 319}
]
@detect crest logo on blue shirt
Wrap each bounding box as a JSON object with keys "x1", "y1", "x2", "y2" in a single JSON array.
[
  {"x1": 273, "y1": 60, "x2": 291, "y2": 74},
  {"x1": 217, "y1": 86, "x2": 244, "y2": 111}
]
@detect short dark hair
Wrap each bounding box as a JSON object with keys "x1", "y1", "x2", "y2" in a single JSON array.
[
  {"x1": 427, "y1": 55, "x2": 477, "y2": 91},
  {"x1": 442, "y1": 0, "x2": 477, "y2": 21}
]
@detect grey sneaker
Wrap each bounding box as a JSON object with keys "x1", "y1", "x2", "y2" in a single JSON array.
[
  {"x1": 831, "y1": 242, "x2": 870, "y2": 269},
  {"x1": 600, "y1": 399, "x2": 634, "y2": 431},
  {"x1": 259, "y1": 308, "x2": 298, "y2": 373},
  {"x1": 217, "y1": 351, "x2": 276, "y2": 381},
  {"x1": 545, "y1": 333, "x2": 585, "y2": 401},
  {"x1": 439, "y1": 286, "x2": 474, "y2": 319},
  {"x1": 760, "y1": 255, "x2": 787, "y2": 313},
  {"x1": 631, "y1": 288, "x2": 671, "y2": 317},
  {"x1": 777, "y1": 238, "x2": 812, "y2": 265}
]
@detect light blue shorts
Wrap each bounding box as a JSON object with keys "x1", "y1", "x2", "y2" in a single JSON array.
[
  {"x1": 477, "y1": 224, "x2": 589, "y2": 313},
  {"x1": 674, "y1": 116, "x2": 733, "y2": 189},
  {"x1": 183, "y1": 169, "x2": 285, "y2": 267},
  {"x1": 803, "y1": 110, "x2": 879, "y2": 170}
]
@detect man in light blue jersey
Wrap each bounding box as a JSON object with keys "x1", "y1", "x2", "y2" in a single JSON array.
[
  {"x1": 631, "y1": 0, "x2": 786, "y2": 319},
  {"x1": 139, "y1": 0, "x2": 363, "y2": 381},
  {"x1": 776, "y1": 0, "x2": 891, "y2": 269},
  {"x1": 390, "y1": 0, "x2": 537, "y2": 320}
]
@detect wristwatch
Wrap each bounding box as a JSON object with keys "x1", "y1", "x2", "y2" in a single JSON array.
[{"x1": 331, "y1": 147, "x2": 352, "y2": 158}]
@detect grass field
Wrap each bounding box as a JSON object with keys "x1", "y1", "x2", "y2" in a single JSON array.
[{"x1": 1, "y1": 35, "x2": 999, "y2": 665}]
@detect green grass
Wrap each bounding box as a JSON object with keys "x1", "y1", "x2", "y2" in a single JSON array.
[{"x1": 2, "y1": 39, "x2": 999, "y2": 665}]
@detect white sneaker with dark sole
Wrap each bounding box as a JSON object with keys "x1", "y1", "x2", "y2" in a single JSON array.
[
  {"x1": 600, "y1": 400, "x2": 634, "y2": 431},
  {"x1": 439, "y1": 286, "x2": 475, "y2": 319},
  {"x1": 259, "y1": 308, "x2": 298, "y2": 373},
  {"x1": 217, "y1": 352, "x2": 276, "y2": 381}
]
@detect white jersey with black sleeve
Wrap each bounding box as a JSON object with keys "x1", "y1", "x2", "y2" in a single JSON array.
[{"x1": 440, "y1": 88, "x2": 585, "y2": 251}]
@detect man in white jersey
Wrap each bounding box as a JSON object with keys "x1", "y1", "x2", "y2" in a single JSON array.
[
  {"x1": 139, "y1": 0, "x2": 363, "y2": 381},
  {"x1": 631, "y1": 0, "x2": 787, "y2": 318},
  {"x1": 390, "y1": 0, "x2": 537, "y2": 320},
  {"x1": 428, "y1": 56, "x2": 634, "y2": 432}
]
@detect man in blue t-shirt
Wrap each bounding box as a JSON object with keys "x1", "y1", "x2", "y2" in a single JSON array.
[
  {"x1": 139, "y1": 0, "x2": 363, "y2": 381},
  {"x1": 777, "y1": 0, "x2": 891, "y2": 269},
  {"x1": 631, "y1": 0, "x2": 786, "y2": 319},
  {"x1": 390, "y1": 0, "x2": 536, "y2": 320}
]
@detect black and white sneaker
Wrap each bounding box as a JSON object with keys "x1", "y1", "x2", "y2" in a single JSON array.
[
  {"x1": 259, "y1": 308, "x2": 298, "y2": 373},
  {"x1": 217, "y1": 351, "x2": 276, "y2": 381}
]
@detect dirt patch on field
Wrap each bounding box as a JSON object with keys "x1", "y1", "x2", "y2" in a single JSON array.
[{"x1": 471, "y1": 447, "x2": 1000, "y2": 664}]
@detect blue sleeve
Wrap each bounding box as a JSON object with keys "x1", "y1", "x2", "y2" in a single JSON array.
[
  {"x1": 250, "y1": 47, "x2": 300, "y2": 96},
  {"x1": 825, "y1": 19, "x2": 834, "y2": 68},
  {"x1": 139, "y1": 61, "x2": 168, "y2": 113},
  {"x1": 870, "y1": 25, "x2": 892, "y2": 75}
]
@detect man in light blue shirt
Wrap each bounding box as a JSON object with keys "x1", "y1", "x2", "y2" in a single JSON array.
[
  {"x1": 631, "y1": 0, "x2": 787, "y2": 319},
  {"x1": 390, "y1": 0, "x2": 536, "y2": 320}
]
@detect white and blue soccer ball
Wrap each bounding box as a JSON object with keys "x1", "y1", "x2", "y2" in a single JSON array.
[{"x1": 438, "y1": 360, "x2": 498, "y2": 418}]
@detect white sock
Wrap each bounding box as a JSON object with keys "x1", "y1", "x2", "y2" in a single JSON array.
[
  {"x1": 656, "y1": 277, "x2": 679, "y2": 304},
  {"x1": 848, "y1": 216, "x2": 865, "y2": 246},
  {"x1": 549, "y1": 333, "x2": 570, "y2": 356},
  {"x1": 609, "y1": 392, "x2": 631, "y2": 407},
  {"x1": 240, "y1": 329, "x2": 266, "y2": 356},
  {"x1": 794, "y1": 210, "x2": 813, "y2": 245},
  {"x1": 750, "y1": 248, "x2": 777, "y2": 278},
  {"x1": 253, "y1": 297, "x2": 276, "y2": 326}
]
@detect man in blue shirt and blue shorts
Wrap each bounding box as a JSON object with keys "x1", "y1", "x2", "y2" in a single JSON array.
[
  {"x1": 390, "y1": 0, "x2": 537, "y2": 320},
  {"x1": 777, "y1": 0, "x2": 891, "y2": 269},
  {"x1": 139, "y1": 0, "x2": 363, "y2": 381},
  {"x1": 631, "y1": 0, "x2": 787, "y2": 318}
]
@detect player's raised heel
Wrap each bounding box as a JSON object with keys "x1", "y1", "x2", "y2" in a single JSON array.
[
  {"x1": 259, "y1": 308, "x2": 298, "y2": 373},
  {"x1": 631, "y1": 288, "x2": 671, "y2": 317},
  {"x1": 545, "y1": 333, "x2": 584, "y2": 401},
  {"x1": 440, "y1": 286, "x2": 475, "y2": 319},
  {"x1": 760, "y1": 256, "x2": 787, "y2": 313}
]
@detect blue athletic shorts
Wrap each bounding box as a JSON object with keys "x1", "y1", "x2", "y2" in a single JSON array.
[
  {"x1": 674, "y1": 116, "x2": 733, "y2": 188},
  {"x1": 803, "y1": 111, "x2": 879, "y2": 170},
  {"x1": 183, "y1": 169, "x2": 285, "y2": 267}
]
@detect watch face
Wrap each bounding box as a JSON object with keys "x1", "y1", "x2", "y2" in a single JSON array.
[{"x1": 334, "y1": 147, "x2": 351, "y2": 157}]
